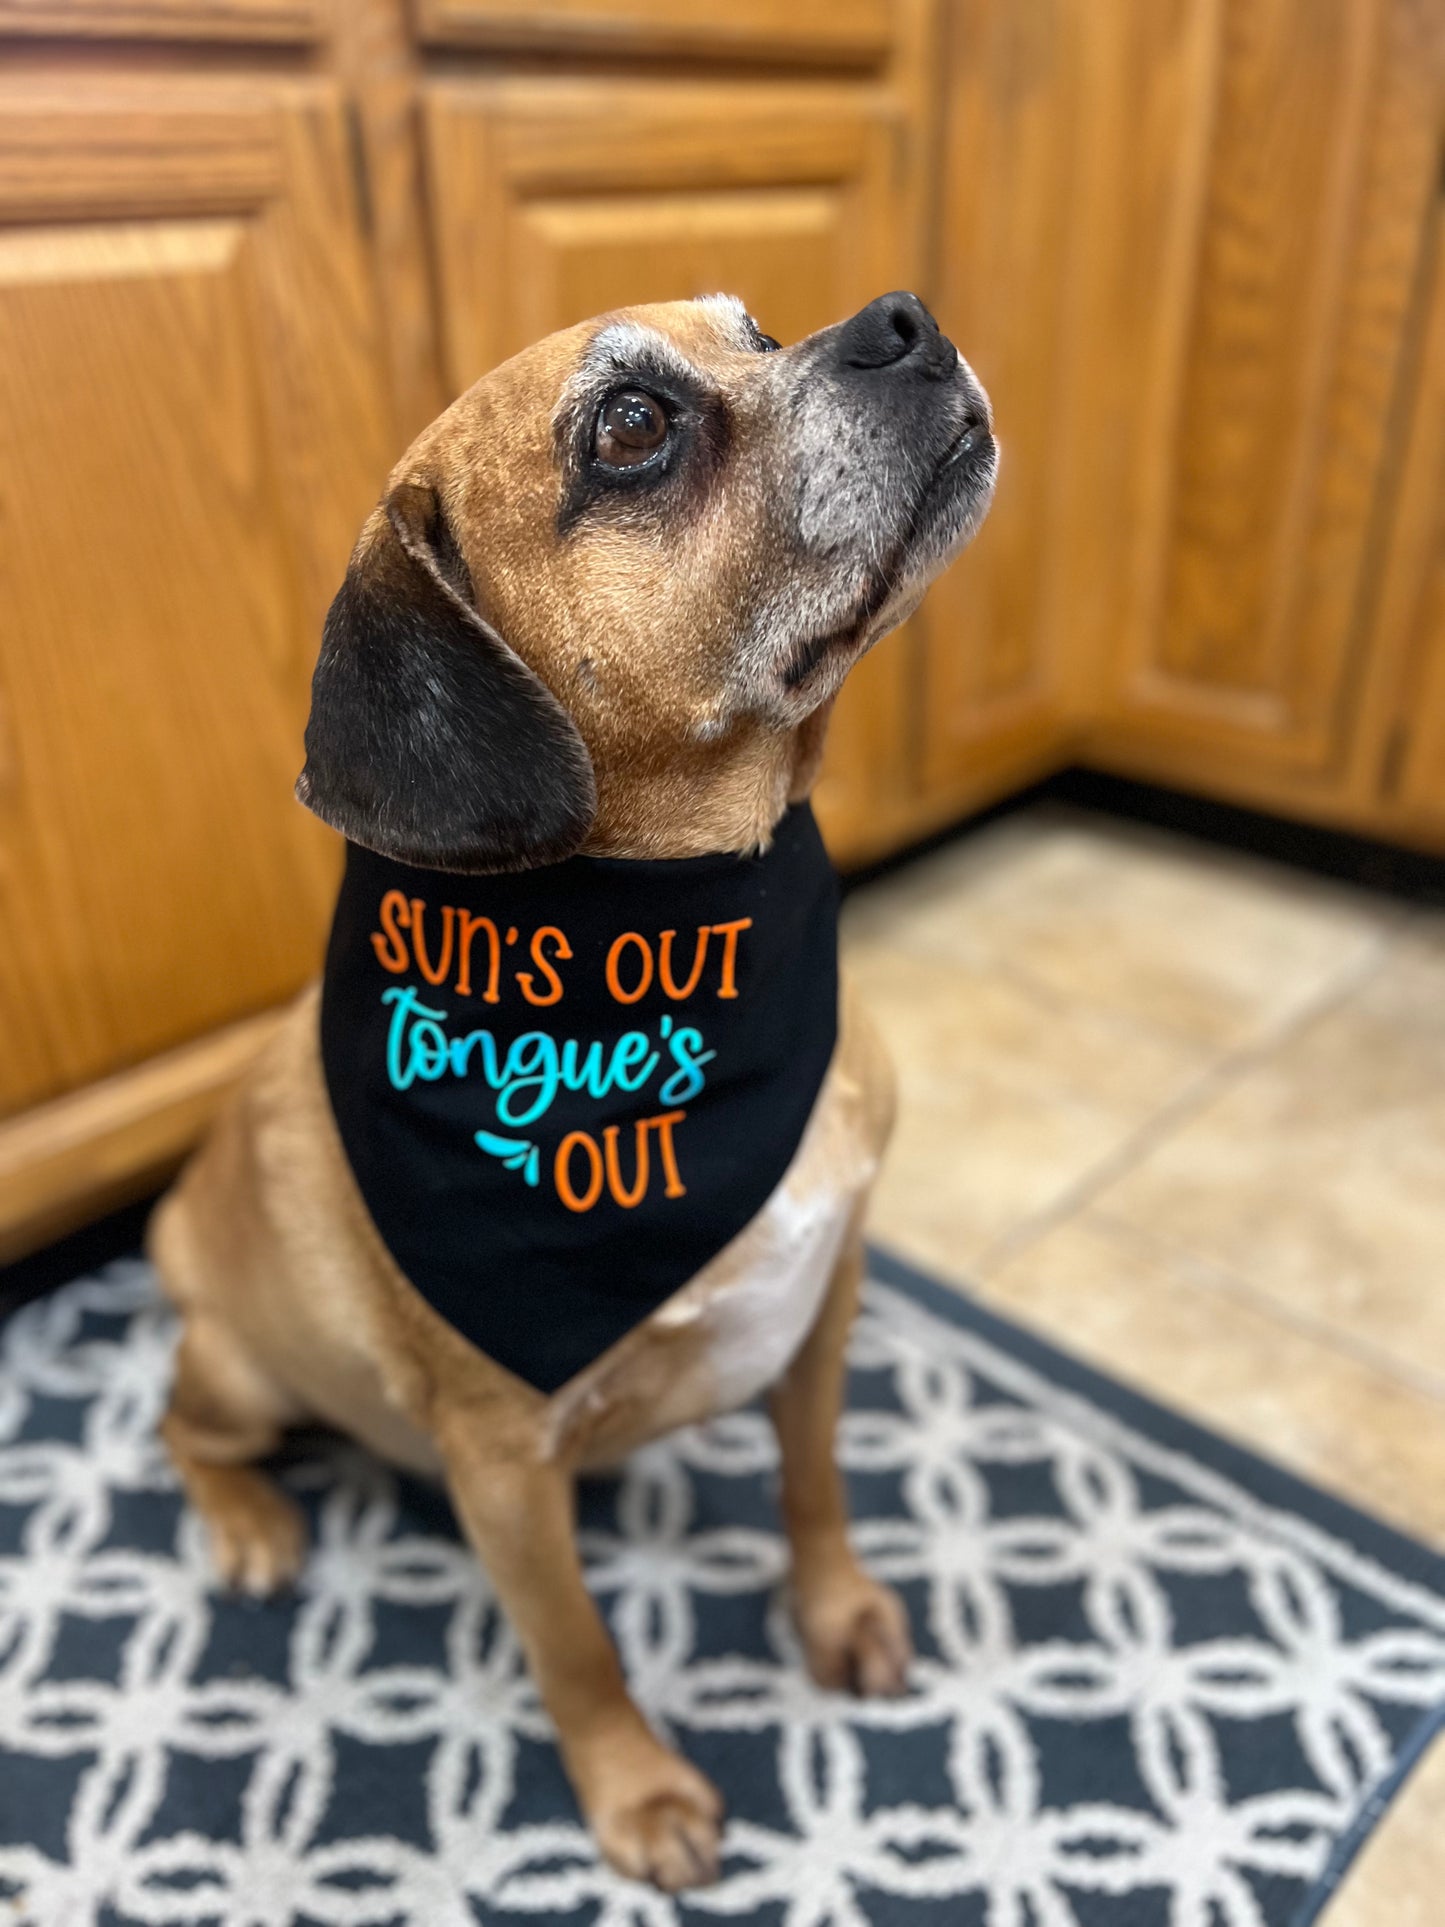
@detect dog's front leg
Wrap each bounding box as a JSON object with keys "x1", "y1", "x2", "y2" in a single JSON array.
[
  {"x1": 768, "y1": 1224, "x2": 913, "y2": 1696},
  {"x1": 435, "y1": 1406, "x2": 724, "y2": 1890}
]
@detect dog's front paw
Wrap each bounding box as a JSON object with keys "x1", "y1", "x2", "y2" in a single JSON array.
[
  {"x1": 193, "y1": 1465, "x2": 307, "y2": 1597},
  {"x1": 795, "y1": 1569, "x2": 913, "y2": 1698},
  {"x1": 585, "y1": 1741, "x2": 724, "y2": 1891}
]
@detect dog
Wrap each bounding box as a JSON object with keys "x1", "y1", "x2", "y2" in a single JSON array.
[{"x1": 149, "y1": 290, "x2": 995, "y2": 1891}]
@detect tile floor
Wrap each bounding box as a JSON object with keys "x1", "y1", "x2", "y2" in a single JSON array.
[{"x1": 841, "y1": 799, "x2": 1445, "y2": 1926}]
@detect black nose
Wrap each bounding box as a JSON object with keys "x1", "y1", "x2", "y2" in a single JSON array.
[{"x1": 834, "y1": 291, "x2": 955, "y2": 377}]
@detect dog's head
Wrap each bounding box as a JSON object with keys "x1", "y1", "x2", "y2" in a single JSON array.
[{"x1": 298, "y1": 292, "x2": 996, "y2": 869}]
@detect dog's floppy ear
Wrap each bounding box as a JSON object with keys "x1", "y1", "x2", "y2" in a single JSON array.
[{"x1": 296, "y1": 480, "x2": 596, "y2": 872}]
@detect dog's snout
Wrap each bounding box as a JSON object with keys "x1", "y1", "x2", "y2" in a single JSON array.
[{"x1": 835, "y1": 291, "x2": 956, "y2": 379}]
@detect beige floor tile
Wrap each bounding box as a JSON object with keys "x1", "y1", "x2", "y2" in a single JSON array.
[
  {"x1": 1097, "y1": 928, "x2": 1445, "y2": 1394},
  {"x1": 969, "y1": 1213, "x2": 1445, "y2": 1547},
  {"x1": 844, "y1": 804, "x2": 1394, "y2": 1052},
  {"x1": 844, "y1": 808, "x2": 1445, "y2": 1904},
  {"x1": 844, "y1": 942, "x2": 1210, "y2": 1271},
  {"x1": 1321, "y1": 1734, "x2": 1445, "y2": 1927}
]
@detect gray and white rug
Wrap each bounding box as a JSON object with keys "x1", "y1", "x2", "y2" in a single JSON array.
[{"x1": 0, "y1": 1249, "x2": 1442, "y2": 1927}]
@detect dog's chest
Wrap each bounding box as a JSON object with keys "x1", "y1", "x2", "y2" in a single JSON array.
[
  {"x1": 654, "y1": 1175, "x2": 855, "y2": 1410},
  {"x1": 544, "y1": 1029, "x2": 883, "y2": 1472}
]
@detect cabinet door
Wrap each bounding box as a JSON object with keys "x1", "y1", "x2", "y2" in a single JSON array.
[
  {"x1": 920, "y1": 0, "x2": 1218, "y2": 808},
  {"x1": 1093, "y1": 0, "x2": 1440, "y2": 792},
  {"x1": 419, "y1": 77, "x2": 923, "y2": 865},
  {"x1": 0, "y1": 78, "x2": 390, "y2": 1126},
  {"x1": 921, "y1": 0, "x2": 1082, "y2": 799}
]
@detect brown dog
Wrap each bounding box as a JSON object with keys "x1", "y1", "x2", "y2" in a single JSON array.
[{"x1": 149, "y1": 292, "x2": 995, "y2": 1890}]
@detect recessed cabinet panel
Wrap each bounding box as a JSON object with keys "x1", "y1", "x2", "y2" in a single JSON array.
[
  {"x1": 421, "y1": 81, "x2": 902, "y2": 384},
  {"x1": 1098, "y1": 0, "x2": 1436, "y2": 780},
  {"x1": 510, "y1": 189, "x2": 846, "y2": 360},
  {"x1": 0, "y1": 82, "x2": 390, "y2": 1118},
  {"x1": 1150, "y1": 0, "x2": 1374, "y2": 741}
]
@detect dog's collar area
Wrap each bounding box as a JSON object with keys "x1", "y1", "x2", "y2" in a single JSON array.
[{"x1": 319, "y1": 803, "x2": 840, "y2": 1393}]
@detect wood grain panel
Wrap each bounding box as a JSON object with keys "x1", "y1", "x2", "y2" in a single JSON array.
[
  {"x1": 512, "y1": 187, "x2": 844, "y2": 350},
  {"x1": 0, "y1": 0, "x2": 320, "y2": 40},
  {"x1": 920, "y1": 0, "x2": 1083, "y2": 790},
  {"x1": 1092, "y1": 0, "x2": 1441, "y2": 789},
  {"x1": 1154, "y1": 0, "x2": 1375, "y2": 713},
  {"x1": 0, "y1": 78, "x2": 280, "y2": 220},
  {"x1": 919, "y1": 0, "x2": 1222, "y2": 803},
  {"x1": 1044, "y1": 0, "x2": 1223, "y2": 722},
  {"x1": 0, "y1": 80, "x2": 390, "y2": 1120},
  {"x1": 420, "y1": 75, "x2": 925, "y2": 865},
  {"x1": 412, "y1": 0, "x2": 893, "y2": 66},
  {"x1": 1085, "y1": 0, "x2": 1445, "y2": 830}
]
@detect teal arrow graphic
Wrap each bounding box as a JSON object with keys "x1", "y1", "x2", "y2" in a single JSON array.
[{"x1": 474, "y1": 1131, "x2": 541, "y2": 1188}]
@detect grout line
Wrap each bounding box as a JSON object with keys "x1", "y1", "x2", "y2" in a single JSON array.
[
  {"x1": 967, "y1": 929, "x2": 1399, "y2": 1282},
  {"x1": 1089, "y1": 1208, "x2": 1445, "y2": 1409}
]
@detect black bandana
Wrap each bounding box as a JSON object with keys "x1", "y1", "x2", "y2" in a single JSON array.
[{"x1": 319, "y1": 803, "x2": 840, "y2": 1393}]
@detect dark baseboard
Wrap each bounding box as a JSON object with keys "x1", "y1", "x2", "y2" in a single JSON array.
[
  {"x1": 0, "y1": 1193, "x2": 161, "y2": 1319},
  {"x1": 844, "y1": 765, "x2": 1445, "y2": 911},
  {"x1": 839, "y1": 775, "x2": 1059, "y2": 894},
  {"x1": 1049, "y1": 768, "x2": 1445, "y2": 908}
]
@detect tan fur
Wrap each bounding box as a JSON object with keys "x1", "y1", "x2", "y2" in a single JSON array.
[{"x1": 152, "y1": 296, "x2": 990, "y2": 1891}]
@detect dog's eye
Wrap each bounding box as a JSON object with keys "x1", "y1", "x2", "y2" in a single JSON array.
[
  {"x1": 757, "y1": 333, "x2": 781, "y2": 353},
  {"x1": 595, "y1": 390, "x2": 669, "y2": 467}
]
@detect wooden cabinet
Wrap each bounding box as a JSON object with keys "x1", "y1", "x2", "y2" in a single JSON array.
[
  {"x1": 0, "y1": 73, "x2": 391, "y2": 1249},
  {"x1": 1119, "y1": 0, "x2": 1390, "y2": 774},
  {"x1": 916, "y1": 0, "x2": 1445, "y2": 848},
  {"x1": 1085, "y1": 0, "x2": 1445, "y2": 819},
  {"x1": 419, "y1": 73, "x2": 930, "y2": 864},
  {"x1": 0, "y1": 3, "x2": 942, "y2": 1256}
]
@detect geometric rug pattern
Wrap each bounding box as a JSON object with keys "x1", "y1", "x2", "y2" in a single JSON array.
[{"x1": 1, "y1": 1252, "x2": 1442, "y2": 1926}]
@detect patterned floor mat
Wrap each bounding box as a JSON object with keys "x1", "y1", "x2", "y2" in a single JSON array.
[{"x1": 0, "y1": 1248, "x2": 1442, "y2": 1926}]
